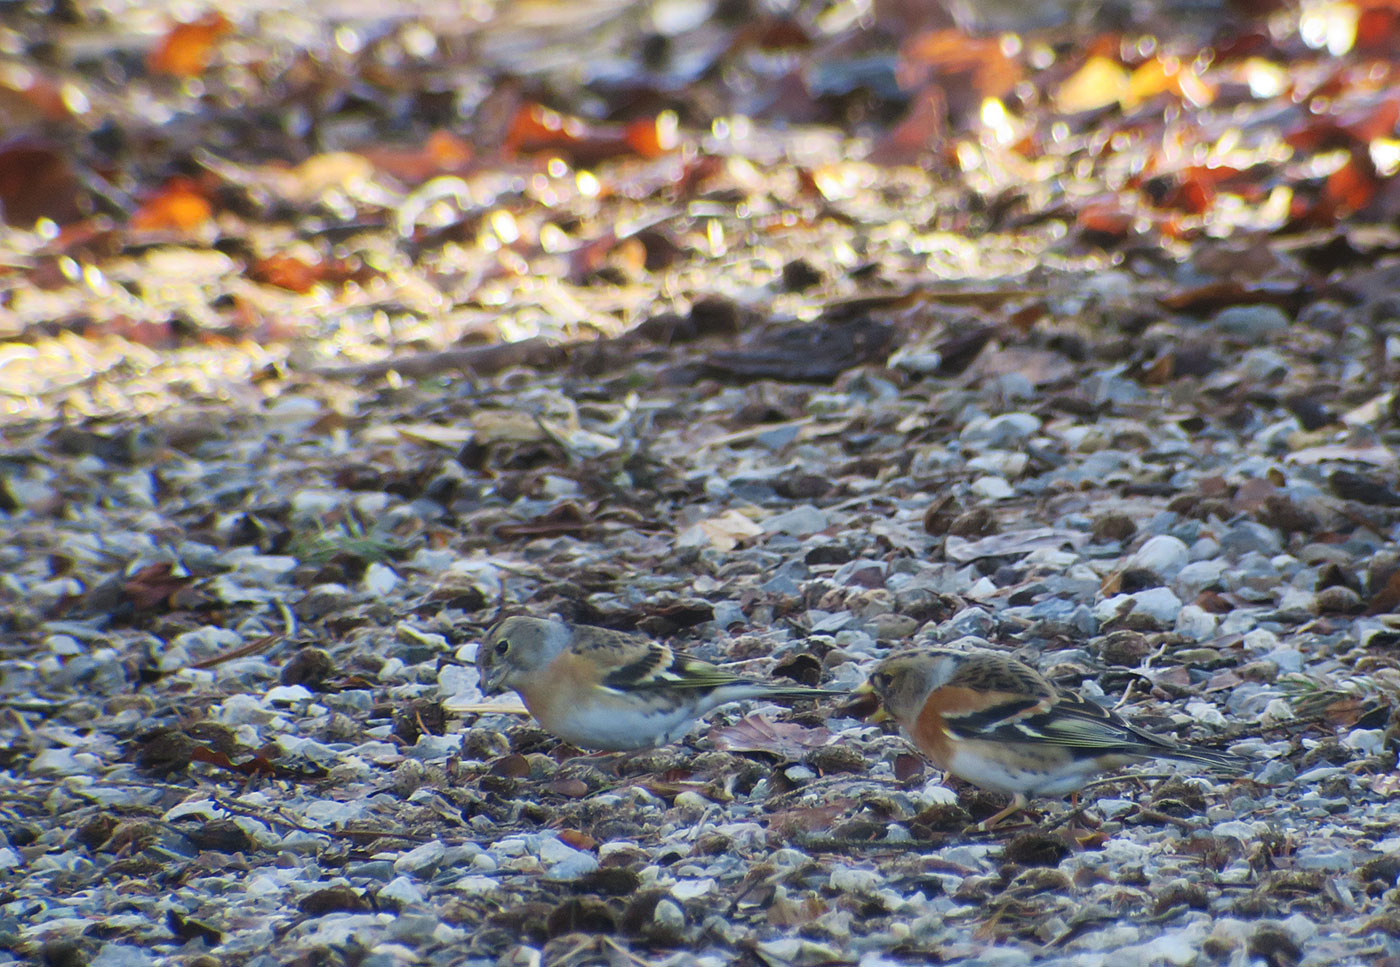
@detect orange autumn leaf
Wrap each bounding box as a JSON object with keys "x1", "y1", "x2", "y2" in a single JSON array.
[
  {"x1": 1326, "y1": 152, "x2": 1380, "y2": 212},
  {"x1": 248, "y1": 253, "x2": 374, "y2": 292},
  {"x1": 898, "y1": 30, "x2": 1020, "y2": 101},
  {"x1": 249, "y1": 254, "x2": 320, "y2": 293},
  {"x1": 130, "y1": 178, "x2": 212, "y2": 231},
  {"x1": 148, "y1": 13, "x2": 231, "y2": 78},
  {"x1": 1126, "y1": 56, "x2": 1215, "y2": 110},
  {"x1": 502, "y1": 102, "x2": 680, "y2": 165},
  {"x1": 504, "y1": 103, "x2": 588, "y2": 156},
  {"x1": 624, "y1": 112, "x2": 679, "y2": 159},
  {"x1": 556, "y1": 829, "x2": 597, "y2": 851},
  {"x1": 359, "y1": 130, "x2": 474, "y2": 183},
  {"x1": 425, "y1": 129, "x2": 473, "y2": 168},
  {"x1": 1077, "y1": 196, "x2": 1136, "y2": 237}
]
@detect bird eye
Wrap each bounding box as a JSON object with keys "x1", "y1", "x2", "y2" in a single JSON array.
[{"x1": 494, "y1": 640, "x2": 510, "y2": 656}]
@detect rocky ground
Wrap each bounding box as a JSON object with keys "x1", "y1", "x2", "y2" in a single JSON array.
[{"x1": 4, "y1": 1, "x2": 1400, "y2": 965}]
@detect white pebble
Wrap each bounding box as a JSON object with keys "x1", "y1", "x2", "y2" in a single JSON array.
[
  {"x1": 1128, "y1": 535, "x2": 1190, "y2": 578},
  {"x1": 653, "y1": 899, "x2": 686, "y2": 932},
  {"x1": 671, "y1": 878, "x2": 715, "y2": 899},
  {"x1": 1344, "y1": 729, "x2": 1385, "y2": 755},
  {"x1": 969, "y1": 476, "x2": 1015, "y2": 500},
  {"x1": 829, "y1": 867, "x2": 881, "y2": 893},
  {"x1": 1260, "y1": 698, "x2": 1295, "y2": 726},
  {"x1": 1175, "y1": 604, "x2": 1217, "y2": 639},
  {"x1": 378, "y1": 875, "x2": 425, "y2": 905},
  {"x1": 363, "y1": 562, "x2": 401, "y2": 595}
]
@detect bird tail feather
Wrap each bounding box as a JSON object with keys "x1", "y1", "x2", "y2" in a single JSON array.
[{"x1": 1151, "y1": 744, "x2": 1252, "y2": 773}]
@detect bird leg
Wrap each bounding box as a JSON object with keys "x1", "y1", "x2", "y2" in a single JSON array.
[{"x1": 975, "y1": 793, "x2": 1030, "y2": 832}]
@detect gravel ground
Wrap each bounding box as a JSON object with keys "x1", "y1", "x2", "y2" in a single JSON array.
[{"x1": 4, "y1": 1, "x2": 1400, "y2": 966}]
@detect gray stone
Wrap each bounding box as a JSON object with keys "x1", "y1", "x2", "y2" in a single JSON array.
[
  {"x1": 1093, "y1": 587, "x2": 1182, "y2": 626},
  {"x1": 763, "y1": 505, "x2": 829, "y2": 537},
  {"x1": 960, "y1": 412, "x2": 1041, "y2": 447},
  {"x1": 1212, "y1": 304, "x2": 1290, "y2": 342},
  {"x1": 1220, "y1": 522, "x2": 1283, "y2": 557},
  {"x1": 90, "y1": 946, "x2": 155, "y2": 967},
  {"x1": 378, "y1": 875, "x2": 425, "y2": 905},
  {"x1": 1128, "y1": 535, "x2": 1190, "y2": 579}
]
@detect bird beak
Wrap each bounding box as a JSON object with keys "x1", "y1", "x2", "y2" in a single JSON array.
[
  {"x1": 478, "y1": 661, "x2": 506, "y2": 696},
  {"x1": 842, "y1": 682, "x2": 890, "y2": 722}
]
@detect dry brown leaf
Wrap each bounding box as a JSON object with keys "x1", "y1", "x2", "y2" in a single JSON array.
[
  {"x1": 709, "y1": 714, "x2": 833, "y2": 758},
  {"x1": 677, "y1": 510, "x2": 765, "y2": 552}
]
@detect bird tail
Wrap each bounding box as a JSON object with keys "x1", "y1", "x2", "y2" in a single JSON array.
[
  {"x1": 1152, "y1": 744, "x2": 1253, "y2": 773},
  {"x1": 762, "y1": 684, "x2": 844, "y2": 700},
  {"x1": 715, "y1": 681, "x2": 843, "y2": 703}
]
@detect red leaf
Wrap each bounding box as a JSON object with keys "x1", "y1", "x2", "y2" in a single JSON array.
[
  {"x1": 0, "y1": 137, "x2": 81, "y2": 227},
  {"x1": 869, "y1": 86, "x2": 947, "y2": 166},
  {"x1": 249, "y1": 254, "x2": 319, "y2": 293},
  {"x1": 894, "y1": 753, "x2": 926, "y2": 782},
  {"x1": 1356, "y1": 5, "x2": 1400, "y2": 54},
  {"x1": 557, "y1": 829, "x2": 597, "y2": 851},
  {"x1": 1076, "y1": 196, "x2": 1136, "y2": 239},
  {"x1": 1326, "y1": 152, "x2": 1381, "y2": 213}
]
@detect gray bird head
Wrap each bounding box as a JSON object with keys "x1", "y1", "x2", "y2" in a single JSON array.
[
  {"x1": 477, "y1": 616, "x2": 571, "y2": 695},
  {"x1": 860, "y1": 650, "x2": 964, "y2": 726}
]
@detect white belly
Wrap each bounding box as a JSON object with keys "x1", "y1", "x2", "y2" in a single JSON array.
[
  {"x1": 946, "y1": 746, "x2": 1101, "y2": 798},
  {"x1": 543, "y1": 700, "x2": 699, "y2": 751}
]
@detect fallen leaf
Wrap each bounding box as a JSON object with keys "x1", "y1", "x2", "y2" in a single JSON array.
[
  {"x1": 676, "y1": 510, "x2": 765, "y2": 552},
  {"x1": 894, "y1": 753, "x2": 926, "y2": 782},
  {"x1": 495, "y1": 502, "x2": 593, "y2": 539},
  {"x1": 131, "y1": 177, "x2": 213, "y2": 232},
  {"x1": 548, "y1": 779, "x2": 591, "y2": 798},
  {"x1": 1287, "y1": 444, "x2": 1395, "y2": 467},
  {"x1": 0, "y1": 137, "x2": 81, "y2": 226},
  {"x1": 394, "y1": 424, "x2": 475, "y2": 449},
  {"x1": 945, "y1": 528, "x2": 1084, "y2": 563},
  {"x1": 709, "y1": 714, "x2": 833, "y2": 759},
  {"x1": 1055, "y1": 56, "x2": 1129, "y2": 114},
  {"x1": 147, "y1": 12, "x2": 232, "y2": 77},
  {"x1": 121, "y1": 562, "x2": 197, "y2": 612}
]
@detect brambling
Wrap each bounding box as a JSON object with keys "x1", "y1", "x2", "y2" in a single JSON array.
[
  {"x1": 856, "y1": 648, "x2": 1250, "y2": 829},
  {"x1": 477, "y1": 616, "x2": 838, "y2": 751}
]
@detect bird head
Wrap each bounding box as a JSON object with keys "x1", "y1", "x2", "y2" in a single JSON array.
[
  {"x1": 477, "y1": 616, "x2": 570, "y2": 695},
  {"x1": 851, "y1": 651, "x2": 963, "y2": 728}
]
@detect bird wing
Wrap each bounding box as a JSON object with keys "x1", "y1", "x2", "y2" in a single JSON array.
[
  {"x1": 603, "y1": 647, "x2": 742, "y2": 693},
  {"x1": 944, "y1": 687, "x2": 1247, "y2": 770},
  {"x1": 566, "y1": 626, "x2": 737, "y2": 694},
  {"x1": 943, "y1": 650, "x2": 1058, "y2": 701},
  {"x1": 995, "y1": 691, "x2": 1169, "y2": 750},
  {"x1": 592, "y1": 636, "x2": 833, "y2": 699}
]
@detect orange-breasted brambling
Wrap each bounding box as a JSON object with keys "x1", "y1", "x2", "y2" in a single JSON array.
[
  {"x1": 477, "y1": 616, "x2": 839, "y2": 751},
  {"x1": 855, "y1": 648, "x2": 1251, "y2": 828}
]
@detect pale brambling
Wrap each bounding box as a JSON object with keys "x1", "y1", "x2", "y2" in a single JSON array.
[
  {"x1": 855, "y1": 648, "x2": 1250, "y2": 829},
  {"x1": 476, "y1": 616, "x2": 839, "y2": 751}
]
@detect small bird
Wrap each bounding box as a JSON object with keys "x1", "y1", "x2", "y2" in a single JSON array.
[
  {"x1": 476, "y1": 616, "x2": 837, "y2": 751},
  {"x1": 855, "y1": 648, "x2": 1250, "y2": 829}
]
